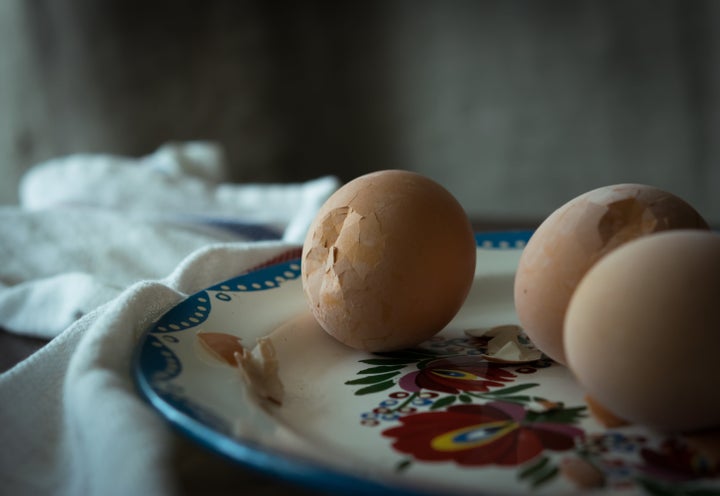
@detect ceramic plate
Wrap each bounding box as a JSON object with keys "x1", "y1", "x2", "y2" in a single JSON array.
[{"x1": 134, "y1": 231, "x2": 720, "y2": 495}]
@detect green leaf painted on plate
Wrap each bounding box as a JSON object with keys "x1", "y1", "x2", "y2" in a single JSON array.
[
  {"x1": 484, "y1": 383, "x2": 540, "y2": 397},
  {"x1": 490, "y1": 395, "x2": 533, "y2": 404},
  {"x1": 430, "y1": 395, "x2": 457, "y2": 410},
  {"x1": 357, "y1": 364, "x2": 408, "y2": 375},
  {"x1": 531, "y1": 466, "x2": 558, "y2": 488},
  {"x1": 526, "y1": 405, "x2": 587, "y2": 424},
  {"x1": 345, "y1": 371, "x2": 400, "y2": 385},
  {"x1": 518, "y1": 456, "x2": 558, "y2": 488},
  {"x1": 518, "y1": 456, "x2": 549, "y2": 480},
  {"x1": 636, "y1": 478, "x2": 720, "y2": 496},
  {"x1": 416, "y1": 358, "x2": 439, "y2": 370},
  {"x1": 396, "y1": 459, "x2": 413, "y2": 472},
  {"x1": 458, "y1": 394, "x2": 473, "y2": 403},
  {"x1": 354, "y1": 380, "x2": 396, "y2": 396}
]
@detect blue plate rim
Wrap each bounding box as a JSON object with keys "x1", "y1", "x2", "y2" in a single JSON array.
[{"x1": 132, "y1": 230, "x2": 534, "y2": 496}]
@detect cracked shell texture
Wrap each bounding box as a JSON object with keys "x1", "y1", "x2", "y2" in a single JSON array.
[
  {"x1": 301, "y1": 170, "x2": 476, "y2": 352},
  {"x1": 513, "y1": 183, "x2": 708, "y2": 365}
]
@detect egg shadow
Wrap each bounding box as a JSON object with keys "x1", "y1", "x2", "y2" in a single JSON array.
[{"x1": 451, "y1": 273, "x2": 517, "y2": 330}]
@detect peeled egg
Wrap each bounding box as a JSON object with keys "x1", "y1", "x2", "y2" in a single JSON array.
[
  {"x1": 564, "y1": 230, "x2": 720, "y2": 432},
  {"x1": 514, "y1": 184, "x2": 708, "y2": 364},
  {"x1": 301, "y1": 170, "x2": 476, "y2": 352}
]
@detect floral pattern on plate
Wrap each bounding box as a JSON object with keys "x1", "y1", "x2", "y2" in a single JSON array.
[
  {"x1": 348, "y1": 336, "x2": 720, "y2": 494},
  {"x1": 135, "y1": 232, "x2": 720, "y2": 496}
]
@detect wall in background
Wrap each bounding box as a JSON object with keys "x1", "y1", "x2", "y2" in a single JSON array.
[{"x1": 1, "y1": 0, "x2": 718, "y2": 224}]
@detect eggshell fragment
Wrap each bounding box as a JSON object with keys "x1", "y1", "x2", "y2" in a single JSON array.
[
  {"x1": 564, "y1": 230, "x2": 720, "y2": 433},
  {"x1": 197, "y1": 332, "x2": 244, "y2": 366},
  {"x1": 465, "y1": 325, "x2": 543, "y2": 364},
  {"x1": 559, "y1": 457, "x2": 606, "y2": 489},
  {"x1": 514, "y1": 184, "x2": 708, "y2": 365},
  {"x1": 301, "y1": 170, "x2": 476, "y2": 352}
]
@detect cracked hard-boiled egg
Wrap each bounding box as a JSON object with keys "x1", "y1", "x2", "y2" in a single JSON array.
[
  {"x1": 513, "y1": 184, "x2": 708, "y2": 365},
  {"x1": 301, "y1": 170, "x2": 476, "y2": 352}
]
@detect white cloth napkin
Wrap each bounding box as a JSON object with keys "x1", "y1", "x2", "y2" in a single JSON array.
[
  {"x1": 0, "y1": 143, "x2": 339, "y2": 495},
  {"x1": 1, "y1": 142, "x2": 338, "y2": 338}
]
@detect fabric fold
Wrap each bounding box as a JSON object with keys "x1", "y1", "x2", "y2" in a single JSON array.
[
  {"x1": 0, "y1": 142, "x2": 336, "y2": 495},
  {"x1": 0, "y1": 241, "x2": 300, "y2": 496}
]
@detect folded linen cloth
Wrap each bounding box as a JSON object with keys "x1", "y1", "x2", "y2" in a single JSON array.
[
  {"x1": 0, "y1": 143, "x2": 339, "y2": 495},
  {"x1": 1, "y1": 142, "x2": 338, "y2": 338},
  {"x1": 19, "y1": 142, "x2": 337, "y2": 244}
]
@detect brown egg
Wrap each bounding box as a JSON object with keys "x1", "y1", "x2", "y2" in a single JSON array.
[
  {"x1": 513, "y1": 184, "x2": 708, "y2": 364},
  {"x1": 564, "y1": 230, "x2": 720, "y2": 433},
  {"x1": 301, "y1": 170, "x2": 476, "y2": 352}
]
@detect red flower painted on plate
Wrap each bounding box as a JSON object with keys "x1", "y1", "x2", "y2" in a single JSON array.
[
  {"x1": 640, "y1": 438, "x2": 720, "y2": 480},
  {"x1": 382, "y1": 401, "x2": 583, "y2": 467},
  {"x1": 399, "y1": 355, "x2": 516, "y2": 394}
]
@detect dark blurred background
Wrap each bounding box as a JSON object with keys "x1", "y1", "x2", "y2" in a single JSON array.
[{"x1": 1, "y1": 0, "x2": 718, "y2": 224}]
